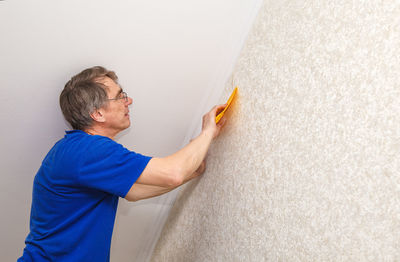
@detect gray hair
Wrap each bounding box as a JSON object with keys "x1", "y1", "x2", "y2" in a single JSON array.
[{"x1": 60, "y1": 66, "x2": 118, "y2": 130}]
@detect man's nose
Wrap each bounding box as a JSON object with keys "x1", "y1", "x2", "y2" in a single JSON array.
[{"x1": 126, "y1": 96, "x2": 133, "y2": 106}]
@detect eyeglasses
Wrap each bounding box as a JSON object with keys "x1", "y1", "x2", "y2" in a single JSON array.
[{"x1": 108, "y1": 91, "x2": 128, "y2": 102}]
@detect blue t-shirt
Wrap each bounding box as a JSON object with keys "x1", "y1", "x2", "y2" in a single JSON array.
[{"x1": 18, "y1": 130, "x2": 152, "y2": 262}]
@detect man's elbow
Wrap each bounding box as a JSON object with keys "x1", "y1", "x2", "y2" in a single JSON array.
[
  {"x1": 166, "y1": 167, "x2": 184, "y2": 187},
  {"x1": 124, "y1": 193, "x2": 139, "y2": 202}
]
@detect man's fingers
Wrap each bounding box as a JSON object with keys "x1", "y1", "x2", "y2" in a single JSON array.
[
  {"x1": 218, "y1": 117, "x2": 227, "y2": 127},
  {"x1": 216, "y1": 103, "x2": 227, "y2": 112},
  {"x1": 212, "y1": 104, "x2": 227, "y2": 117}
]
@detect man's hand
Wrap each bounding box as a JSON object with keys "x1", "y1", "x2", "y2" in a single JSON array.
[{"x1": 202, "y1": 104, "x2": 227, "y2": 139}]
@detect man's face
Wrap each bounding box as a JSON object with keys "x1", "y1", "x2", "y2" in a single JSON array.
[{"x1": 99, "y1": 77, "x2": 133, "y2": 133}]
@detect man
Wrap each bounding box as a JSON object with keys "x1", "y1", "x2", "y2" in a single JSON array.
[{"x1": 18, "y1": 66, "x2": 227, "y2": 261}]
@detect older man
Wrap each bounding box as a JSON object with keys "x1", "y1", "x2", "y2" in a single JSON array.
[{"x1": 18, "y1": 66, "x2": 226, "y2": 261}]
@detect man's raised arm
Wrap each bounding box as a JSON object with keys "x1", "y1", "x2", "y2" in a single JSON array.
[{"x1": 125, "y1": 104, "x2": 226, "y2": 201}]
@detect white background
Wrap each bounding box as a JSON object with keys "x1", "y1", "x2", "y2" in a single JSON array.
[{"x1": 0, "y1": 0, "x2": 261, "y2": 261}]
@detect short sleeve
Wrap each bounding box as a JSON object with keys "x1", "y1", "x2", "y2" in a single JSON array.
[{"x1": 77, "y1": 136, "x2": 152, "y2": 197}]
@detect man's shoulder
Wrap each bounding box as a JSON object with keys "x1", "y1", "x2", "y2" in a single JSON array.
[
  {"x1": 74, "y1": 134, "x2": 126, "y2": 158},
  {"x1": 56, "y1": 130, "x2": 130, "y2": 162},
  {"x1": 46, "y1": 131, "x2": 115, "y2": 161}
]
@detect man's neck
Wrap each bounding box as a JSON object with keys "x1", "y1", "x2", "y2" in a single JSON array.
[{"x1": 84, "y1": 126, "x2": 117, "y2": 140}]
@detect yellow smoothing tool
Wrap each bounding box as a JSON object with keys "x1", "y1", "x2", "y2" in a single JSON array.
[{"x1": 215, "y1": 87, "x2": 238, "y2": 123}]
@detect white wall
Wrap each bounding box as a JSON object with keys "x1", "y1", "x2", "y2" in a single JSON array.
[
  {"x1": 152, "y1": 0, "x2": 400, "y2": 261},
  {"x1": 0, "y1": 0, "x2": 261, "y2": 261}
]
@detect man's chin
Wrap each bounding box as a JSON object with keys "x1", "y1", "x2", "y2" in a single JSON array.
[{"x1": 117, "y1": 120, "x2": 131, "y2": 132}]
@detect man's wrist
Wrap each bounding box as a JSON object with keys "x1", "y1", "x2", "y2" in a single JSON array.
[{"x1": 201, "y1": 129, "x2": 214, "y2": 140}]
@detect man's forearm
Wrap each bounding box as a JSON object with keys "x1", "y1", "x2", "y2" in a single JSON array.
[
  {"x1": 165, "y1": 130, "x2": 213, "y2": 183},
  {"x1": 126, "y1": 183, "x2": 173, "y2": 201},
  {"x1": 127, "y1": 170, "x2": 201, "y2": 201}
]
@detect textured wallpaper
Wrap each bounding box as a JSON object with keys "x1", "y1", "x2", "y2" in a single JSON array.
[{"x1": 151, "y1": 1, "x2": 400, "y2": 261}]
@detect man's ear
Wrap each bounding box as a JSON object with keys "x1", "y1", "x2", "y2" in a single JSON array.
[{"x1": 90, "y1": 108, "x2": 106, "y2": 123}]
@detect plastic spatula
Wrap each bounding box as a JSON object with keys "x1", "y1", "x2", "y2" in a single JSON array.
[{"x1": 215, "y1": 87, "x2": 238, "y2": 123}]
